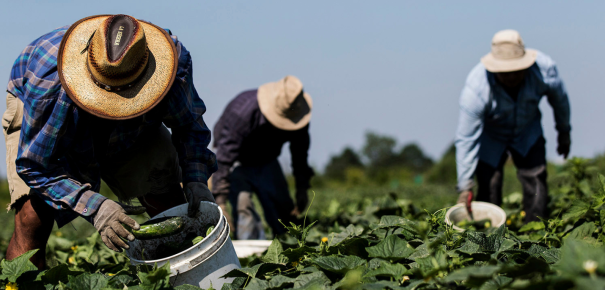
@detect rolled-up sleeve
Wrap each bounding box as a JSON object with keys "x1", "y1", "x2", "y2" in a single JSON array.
[
  {"x1": 542, "y1": 63, "x2": 571, "y2": 133},
  {"x1": 162, "y1": 41, "x2": 217, "y2": 185},
  {"x1": 455, "y1": 84, "x2": 486, "y2": 192}
]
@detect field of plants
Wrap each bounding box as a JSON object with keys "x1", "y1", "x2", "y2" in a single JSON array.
[{"x1": 0, "y1": 156, "x2": 605, "y2": 289}]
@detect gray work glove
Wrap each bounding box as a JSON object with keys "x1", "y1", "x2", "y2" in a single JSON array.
[
  {"x1": 92, "y1": 200, "x2": 145, "y2": 252},
  {"x1": 185, "y1": 182, "x2": 215, "y2": 217}
]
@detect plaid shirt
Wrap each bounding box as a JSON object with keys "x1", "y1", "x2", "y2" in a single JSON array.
[{"x1": 7, "y1": 25, "x2": 217, "y2": 227}]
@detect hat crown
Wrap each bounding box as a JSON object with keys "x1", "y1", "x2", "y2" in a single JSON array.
[
  {"x1": 87, "y1": 14, "x2": 149, "y2": 89},
  {"x1": 275, "y1": 76, "x2": 304, "y2": 114},
  {"x1": 490, "y1": 29, "x2": 526, "y2": 60}
]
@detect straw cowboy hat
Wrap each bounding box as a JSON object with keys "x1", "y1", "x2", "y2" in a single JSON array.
[
  {"x1": 481, "y1": 30, "x2": 537, "y2": 73},
  {"x1": 258, "y1": 76, "x2": 313, "y2": 131},
  {"x1": 58, "y1": 14, "x2": 177, "y2": 120}
]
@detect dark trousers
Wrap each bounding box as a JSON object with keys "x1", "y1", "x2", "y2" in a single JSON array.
[
  {"x1": 228, "y1": 160, "x2": 296, "y2": 239},
  {"x1": 476, "y1": 137, "x2": 548, "y2": 222}
]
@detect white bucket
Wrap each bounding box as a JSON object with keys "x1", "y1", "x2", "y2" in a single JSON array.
[
  {"x1": 232, "y1": 240, "x2": 273, "y2": 258},
  {"x1": 125, "y1": 201, "x2": 241, "y2": 288},
  {"x1": 444, "y1": 201, "x2": 507, "y2": 232}
]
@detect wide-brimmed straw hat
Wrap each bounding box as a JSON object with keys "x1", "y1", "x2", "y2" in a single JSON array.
[
  {"x1": 481, "y1": 30, "x2": 537, "y2": 73},
  {"x1": 58, "y1": 14, "x2": 177, "y2": 120},
  {"x1": 258, "y1": 76, "x2": 312, "y2": 131}
]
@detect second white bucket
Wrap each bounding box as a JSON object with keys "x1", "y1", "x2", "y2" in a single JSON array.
[{"x1": 125, "y1": 201, "x2": 241, "y2": 288}]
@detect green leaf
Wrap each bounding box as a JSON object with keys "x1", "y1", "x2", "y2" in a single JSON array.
[
  {"x1": 1, "y1": 249, "x2": 39, "y2": 282},
  {"x1": 220, "y1": 277, "x2": 247, "y2": 290},
  {"x1": 174, "y1": 285, "x2": 203, "y2": 290},
  {"x1": 138, "y1": 262, "x2": 171, "y2": 287},
  {"x1": 42, "y1": 264, "x2": 82, "y2": 285},
  {"x1": 106, "y1": 274, "x2": 134, "y2": 288},
  {"x1": 66, "y1": 273, "x2": 108, "y2": 290},
  {"x1": 261, "y1": 239, "x2": 287, "y2": 264},
  {"x1": 281, "y1": 246, "x2": 316, "y2": 263},
  {"x1": 443, "y1": 265, "x2": 500, "y2": 282},
  {"x1": 562, "y1": 199, "x2": 591, "y2": 221},
  {"x1": 519, "y1": 221, "x2": 545, "y2": 233},
  {"x1": 366, "y1": 235, "x2": 414, "y2": 261},
  {"x1": 312, "y1": 255, "x2": 367, "y2": 274},
  {"x1": 363, "y1": 260, "x2": 409, "y2": 279},
  {"x1": 292, "y1": 271, "x2": 331, "y2": 289},
  {"x1": 564, "y1": 222, "x2": 597, "y2": 241}
]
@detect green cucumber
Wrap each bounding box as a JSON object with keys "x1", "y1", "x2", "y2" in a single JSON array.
[
  {"x1": 206, "y1": 225, "x2": 215, "y2": 237},
  {"x1": 132, "y1": 216, "x2": 185, "y2": 240}
]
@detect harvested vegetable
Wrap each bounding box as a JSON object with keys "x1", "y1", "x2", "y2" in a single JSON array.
[
  {"x1": 456, "y1": 218, "x2": 491, "y2": 230},
  {"x1": 131, "y1": 216, "x2": 185, "y2": 240}
]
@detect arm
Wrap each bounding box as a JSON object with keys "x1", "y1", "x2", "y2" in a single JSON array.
[
  {"x1": 16, "y1": 93, "x2": 106, "y2": 218},
  {"x1": 289, "y1": 124, "x2": 314, "y2": 190},
  {"x1": 162, "y1": 41, "x2": 217, "y2": 185},
  {"x1": 543, "y1": 64, "x2": 571, "y2": 134},
  {"x1": 455, "y1": 84, "x2": 485, "y2": 192},
  {"x1": 212, "y1": 113, "x2": 250, "y2": 196}
]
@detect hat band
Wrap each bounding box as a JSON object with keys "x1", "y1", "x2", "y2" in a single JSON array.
[
  {"x1": 491, "y1": 43, "x2": 525, "y2": 60},
  {"x1": 86, "y1": 49, "x2": 150, "y2": 92}
]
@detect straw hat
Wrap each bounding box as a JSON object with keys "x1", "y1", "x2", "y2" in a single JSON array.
[
  {"x1": 480, "y1": 30, "x2": 537, "y2": 73},
  {"x1": 58, "y1": 14, "x2": 177, "y2": 120},
  {"x1": 258, "y1": 76, "x2": 312, "y2": 131}
]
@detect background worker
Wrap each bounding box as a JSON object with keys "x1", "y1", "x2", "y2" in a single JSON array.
[
  {"x1": 212, "y1": 76, "x2": 314, "y2": 240},
  {"x1": 3, "y1": 14, "x2": 216, "y2": 268},
  {"x1": 455, "y1": 30, "x2": 571, "y2": 222}
]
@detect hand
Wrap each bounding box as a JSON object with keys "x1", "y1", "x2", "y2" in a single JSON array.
[
  {"x1": 92, "y1": 200, "x2": 144, "y2": 252},
  {"x1": 295, "y1": 188, "x2": 309, "y2": 213},
  {"x1": 184, "y1": 182, "x2": 215, "y2": 217},
  {"x1": 557, "y1": 132, "x2": 571, "y2": 159},
  {"x1": 457, "y1": 190, "x2": 474, "y2": 219}
]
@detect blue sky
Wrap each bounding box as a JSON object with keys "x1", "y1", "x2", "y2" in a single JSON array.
[{"x1": 0, "y1": 1, "x2": 604, "y2": 176}]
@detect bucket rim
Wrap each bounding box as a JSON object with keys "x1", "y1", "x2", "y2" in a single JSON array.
[
  {"x1": 128, "y1": 201, "x2": 223, "y2": 263},
  {"x1": 444, "y1": 201, "x2": 507, "y2": 232}
]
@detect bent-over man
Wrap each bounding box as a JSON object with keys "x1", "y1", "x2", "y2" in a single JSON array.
[
  {"x1": 4, "y1": 14, "x2": 216, "y2": 268},
  {"x1": 212, "y1": 76, "x2": 314, "y2": 239},
  {"x1": 455, "y1": 30, "x2": 571, "y2": 222}
]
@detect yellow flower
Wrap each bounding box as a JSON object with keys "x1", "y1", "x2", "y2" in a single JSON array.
[
  {"x1": 291, "y1": 261, "x2": 298, "y2": 267},
  {"x1": 6, "y1": 282, "x2": 18, "y2": 290},
  {"x1": 68, "y1": 257, "x2": 75, "y2": 264},
  {"x1": 321, "y1": 237, "x2": 329, "y2": 243},
  {"x1": 520, "y1": 211, "x2": 526, "y2": 217},
  {"x1": 55, "y1": 231, "x2": 63, "y2": 237},
  {"x1": 71, "y1": 246, "x2": 78, "y2": 252},
  {"x1": 107, "y1": 273, "x2": 115, "y2": 276},
  {"x1": 506, "y1": 219, "x2": 512, "y2": 226},
  {"x1": 584, "y1": 260, "x2": 598, "y2": 274},
  {"x1": 403, "y1": 276, "x2": 410, "y2": 282}
]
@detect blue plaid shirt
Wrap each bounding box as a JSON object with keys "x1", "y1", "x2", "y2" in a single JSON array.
[
  {"x1": 455, "y1": 50, "x2": 570, "y2": 192},
  {"x1": 7, "y1": 25, "x2": 217, "y2": 226}
]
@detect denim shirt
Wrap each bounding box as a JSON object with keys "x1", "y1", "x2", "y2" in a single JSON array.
[{"x1": 455, "y1": 50, "x2": 571, "y2": 191}]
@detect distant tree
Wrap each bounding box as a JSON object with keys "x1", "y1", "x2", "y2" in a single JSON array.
[
  {"x1": 362, "y1": 132, "x2": 399, "y2": 169},
  {"x1": 398, "y1": 143, "x2": 434, "y2": 173},
  {"x1": 324, "y1": 147, "x2": 364, "y2": 180},
  {"x1": 426, "y1": 143, "x2": 457, "y2": 185}
]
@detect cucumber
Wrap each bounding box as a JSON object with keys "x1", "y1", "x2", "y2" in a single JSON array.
[{"x1": 132, "y1": 216, "x2": 185, "y2": 240}]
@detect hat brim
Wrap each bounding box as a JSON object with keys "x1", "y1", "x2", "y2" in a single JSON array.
[
  {"x1": 257, "y1": 81, "x2": 313, "y2": 131},
  {"x1": 58, "y1": 15, "x2": 177, "y2": 120},
  {"x1": 480, "y1": 49, "x2": 537, "y2": 73}
]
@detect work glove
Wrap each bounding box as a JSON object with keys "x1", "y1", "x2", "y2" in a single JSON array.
[
  {"x1": 295, "y1": 188, "x2": 309, "y2": 213},
  {"x1": 557, "y1": 132, "x2": 571, "y2": 159},
  {"x1": 184, "y1": 182, "x2": 215, "y2": 217},
  {"x1": 457, "y1": 190, "x2": 474, "y2": 219},
  {"x1": 92, "y1": 200, "x2": 146, "y2": 252}
]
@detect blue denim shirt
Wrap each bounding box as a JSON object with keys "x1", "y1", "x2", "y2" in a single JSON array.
[{"x1": 455, "y1": 50, "x2": 571, "y2": 191}]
